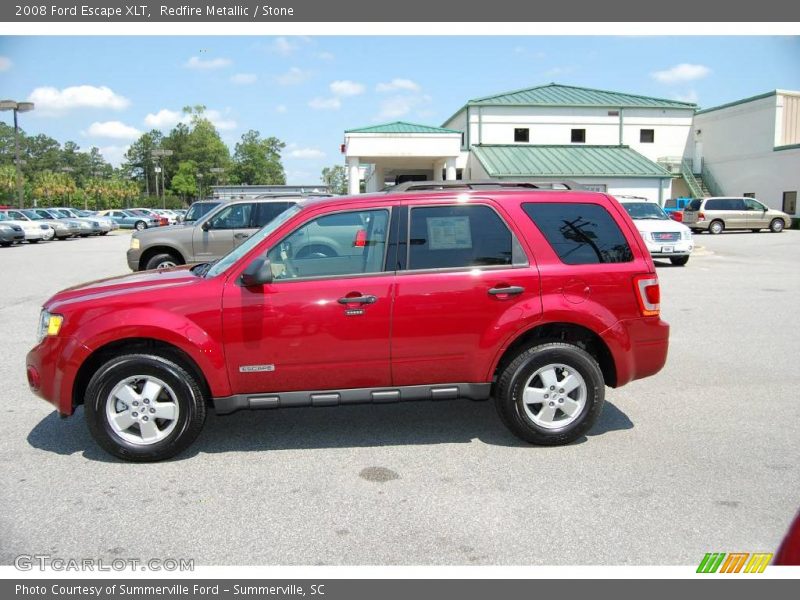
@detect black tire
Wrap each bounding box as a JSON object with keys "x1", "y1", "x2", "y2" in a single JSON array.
[
  {"x1": 134, "y1": 220, "x2": 147, "y2": 231},
  {"x1": 708, "y1": 220, "x2": 724, "y2": 235},
  {"x1": 769, "y1": 218, "x2": 785, "y2": 233},
  {"x1": 691, "y1": 228, "x2": 701, "y2": 234},
  {"x1": 84, "y1": 353, "x2": 207, "y2": 462},
  {"x1": 28, "y1": 239, "x2": 40, "y2": 244},
  {"x1": 495, "y1": 342, "x2": 605, "y2": 446},
  {"x1": 670, "y1": 256, "x2": 690, "y2": 266},
  {"x1": 100, "y1": 231, "x2": 109, "y2": 236},
  {"x1": 145, "y1": 252, "x2": 183, "y2": 271},
  {"x1": 0, "y1": 242, "x2": 11, "y2": 247}
]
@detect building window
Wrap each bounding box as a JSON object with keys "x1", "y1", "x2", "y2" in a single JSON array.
[
  {"x1": 608, "y1": 110, "x2": 620, "y2": 117},
  {"x1": 571, "y1": 129, "x2": 586, "y2": 143},
  {"x1": 640, "y1": 129, "x2": 655, "y2": 143},
  {"x1": 461, "y1": 132, "x2": 465, "y2": 147},
  {"x1": 514, "y1": 128, "x2": 530, "y2": 143},
  {"x1": 783, "y1": 191, "x2": 797, "y2": 214}
]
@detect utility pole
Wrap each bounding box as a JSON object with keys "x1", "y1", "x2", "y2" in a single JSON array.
[{"x1": 0, "y1": 100, "x2": 35, "y2": 208}]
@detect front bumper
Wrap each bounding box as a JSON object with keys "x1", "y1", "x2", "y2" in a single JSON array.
[
  {"x1": 126, "y1": 247, "x2": 142, "y2": 271},
  {"x1": 26, "y1": 334, "x2": 92, "y2": 416},
  {"x1": 643, "y1": 238, "x2": 693, "y2": 257}
]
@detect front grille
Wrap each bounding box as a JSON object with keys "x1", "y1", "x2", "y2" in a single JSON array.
[{"x1": 652, "y1": 231, "x2": 680, "y2": 242}]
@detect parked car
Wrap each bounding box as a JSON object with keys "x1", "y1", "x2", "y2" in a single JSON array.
[
  {"x1": 173, "y1": 209, "x2": 188, "y2": 223},
  {"x1": 75, "y1": 209, "x2": 120, "y2": 232},
  {"x1": 96, "y1": 209, "x2": 160, "y2": 231},
  {"x1": 51, "y1": 207, "x2": 112, "y2": 235},
  {"x1": 682, "y1": 197, "x2": 791, "y2": 234},
  {"x1": 2, "y1": 208, "x2": 78, "y2": 240},
  {"x1": 35, "y1": 208, "x2": 102, "y2": 237},
  {"x1": 26, "y1": 183, "x2": 669, "y2": 461},
  {"x1": 127, "y1": 196, "x2": 301, "y2": 271},
  {"x1": 182, "y1": 200, "x2": 223, "y2": 224},
  {"x1": 0, "y1": 211, "x2": 53, "y2": 243},
  {"x1": 130, "y1": 208, "x2": 168, "y2": 227},
  {"x1": 617, "y1": 199, "x2": 694, "y2": 266},
  {"x1": 154, "y1": 209, "x2": 179, "y2": 225},
  {"x1": 0, "y1": 218, "x2": 25, "y2": 246}
]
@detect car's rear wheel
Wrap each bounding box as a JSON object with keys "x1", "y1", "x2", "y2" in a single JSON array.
[
  {"x1": 145, "y1": 252, "x2": 183, "y2": 270},
  {"x1": 708, "y1": 220, "x2": 724, "y2": 235},
  {"x1": 670, "y1": 256, "x2": 690, "y2": 266},
  {"x1": 84, "y1": 353, "x2": 207, "y2": 462},
  {"x1": 495, "y1": 342, "x2": 605, "y2": 445},
  {"x1": 134, "y1": 220, "x2": 147, "y2": 231},
  {"x1": 770, "y1": 218, "x2": 785, "y2": 233}
]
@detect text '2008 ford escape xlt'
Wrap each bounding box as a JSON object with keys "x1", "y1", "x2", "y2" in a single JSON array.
[{"x1": 26, "y1": 183, "x2": 669, "y2": 461}]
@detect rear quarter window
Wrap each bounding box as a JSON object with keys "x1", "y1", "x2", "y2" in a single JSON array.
[
  {"x1": 522, "y1": 202, "x2": 633, "y2": 265},
  {"x1": 687, "y1": 199, "x2": 702, "y2": 211}
]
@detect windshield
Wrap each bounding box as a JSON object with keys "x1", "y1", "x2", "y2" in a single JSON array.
[
  {"x1": 185, "y1": 201, "x2": 221, "y2": 223},
  {"x1": 22, "y1": 210, "x2": 44, "y2": 220},
  {"x1": 205, "y1": 205, "x2": 303, "y2": 278},
  {"x1": 622, "y1": 202, "x2": 669, "y2": 220}
]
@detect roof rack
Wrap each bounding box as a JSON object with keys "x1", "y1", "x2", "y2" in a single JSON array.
[
  {"x1": 253, "y1": 192, "x2": 333, "y2": 199},
  {"x1": 385, "y1": 179, "x2": 580, "y2": 193}
]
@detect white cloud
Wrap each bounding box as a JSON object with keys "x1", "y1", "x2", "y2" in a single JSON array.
[
  {"x1": 673, "y1": 90, "x2": 699, "y2": 103},
  {"x1": 376, "y1": 78, "x2": 421, "y2": 93},
  {"x1": 85, "y1": 121, "x2": 141, "y2": 140},
  {"x1": 289, "y1": 148, "x2": 326, "y2": 159},
  {"x1": 376, "y1": 94, "x2": 432, "y2": 120},
  {"x1": 272, "y1": 37, "x2": 296, "y2": 56},
  {"x1": 316, "y1": 51, "x2": 335, "y2": 61},
  {"x1": 276, "y1": 105, "x2": 288, "y2": 113},
  {"x1": 0, "y1": 56, "x2": 12, "y2": 71},
  {"x1": 652, "y1": 63, "x2": 711, "y2": 84},
  {"x1": 185, "y1": 56, "x2": 232, "y2": 70},
  {"x1": 308, "y1": 97, "x2": 341, "y2": 110},
  {"x1": 97, "y1": 145, "x2": 129, "y2": 167},
  {"x1": 144, "y1": 108, "x2": 184, "y2": 129},
  {"x1": 28, "y1": 85, "x2": 130, "y2": 114},
  {"x1": 330, "y1": 80, "x2": 365, "y2": 97},
  {"x1": 230, "y1": 73, "x2": 257, "y2": 85},
  {"x1": 276, "y1": 67, "x2": 311, "y2": 86},
  {"x1": 144, "y1": 108, "x2": 236, "y2": 131}
]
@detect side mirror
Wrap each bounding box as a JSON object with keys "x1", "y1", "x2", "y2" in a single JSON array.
[
  {"x1": 240, "y1": 258, "x2": 273, "y2": 287},
  {"x1": 201, "y1": 221, "x2": 210, "y2": 231}
]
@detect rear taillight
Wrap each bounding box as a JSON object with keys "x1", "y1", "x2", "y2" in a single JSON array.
[
  {"x1": 697, "y1": 212, "x2": 705, "y2": 221},
  {"x1": 634, "y1": 274, "x2": 660, "y2": 317},
  {"x1": 353, "y1": 229, "x2": 367, "y2": 247}
]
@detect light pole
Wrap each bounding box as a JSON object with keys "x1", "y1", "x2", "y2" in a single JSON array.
[
  {"x1": 209, "y1": 167, "x2": 224, "y2": 196},
  {"x1": 0, "y1": 100, "x2": 35, "y2": 208},
  {"x1": 151, "y1": 149, "x2": 173, "y2": 209},
  {"x1": 60, "y1": 166, "x2": 74, "y2": 209},
  {"x1": 91, "y1": 169, "x2": 103, "y2": 211},
  {"x1": 195, "y1": 172, "x2": 204, "y2": 202}
]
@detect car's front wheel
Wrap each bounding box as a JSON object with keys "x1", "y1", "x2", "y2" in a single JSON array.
[
  {"x1": 145, "y1": 252, "x2": 183, "y2": 270},
  {"x1": 495, "y1": 342, "x2": 605, "y2": 446},
  {"x1": 84, "y1": 353, "x2": 207, "y2": 462},
  {"x1": 770, "y1": 218, "x2": 785, "y2": 233}
]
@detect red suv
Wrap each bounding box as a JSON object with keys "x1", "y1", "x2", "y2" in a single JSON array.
[{"x1": 26, "y1": 186, "x2": 669, "y2": 461}]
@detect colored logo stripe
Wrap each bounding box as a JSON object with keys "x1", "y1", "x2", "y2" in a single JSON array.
[
  {"x1": 697, "y1": 553, "x2": 726, "y2": 573},
  {"x1": 719, "y1": 553, "x2": 749, "y2": 573},
  {"x1": 697, "y1": 552, "x2": 772, "y2": 573},
  {"x1": 744, "y1": 553, "x2": 773, "y2": 573}
]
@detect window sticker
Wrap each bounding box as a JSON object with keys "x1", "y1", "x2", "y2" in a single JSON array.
[{"x1": 426, "y1": 216, "x2": 472, "y2": 250}]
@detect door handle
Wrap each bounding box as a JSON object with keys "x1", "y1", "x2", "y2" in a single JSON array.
[
  {"x1": 234, "y1": 233, "x2": 250, "y2": 239},
  {"x1": 338, "y1": 295, "x2": 377, "y2": 305},
  {"x1": 488, "y1": 286, "x2": 525, "y2": 296}
]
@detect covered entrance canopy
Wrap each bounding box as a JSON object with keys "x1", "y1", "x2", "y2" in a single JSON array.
[{"x1": 343, "y1": 121, "x2": 463, "y2": 193}]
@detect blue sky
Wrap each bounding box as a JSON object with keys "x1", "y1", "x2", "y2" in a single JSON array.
[{"x1": 0, "y1": 36, "x2": 798, "y2": 183}]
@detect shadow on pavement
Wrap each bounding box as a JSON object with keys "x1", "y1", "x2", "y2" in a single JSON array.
[{"x1": 27, "y1": 398, "x2": 633, "y2": 462}]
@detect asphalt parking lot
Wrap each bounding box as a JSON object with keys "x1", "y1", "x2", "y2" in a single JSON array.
[{"x1": 1, "y1": 230, "x2": 798, "y2": 566}]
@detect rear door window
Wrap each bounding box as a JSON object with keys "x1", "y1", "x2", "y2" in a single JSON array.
[
  {"x1": 522, "y1": 202, "x2": 633, "y2": 264},
  {"x1": 687, "y1": 199, "x2": 702, "y2": 211},
  {"x1": 252, "y1": 202, "x2": 295, "y2": 228},
  {"x1": 407, "y1": 205, "x2": 523, "y2": 270}
]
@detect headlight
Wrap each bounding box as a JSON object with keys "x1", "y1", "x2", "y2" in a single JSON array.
[
  {"x1": 37, "y1": 310, "x2": 63, "y2": 343},
  {"x1": 0, "y1": 224, "x2": 11, "y2": 232},
  {"x1": 130, "y1": 238, "x2": 140, "y2": 250}
]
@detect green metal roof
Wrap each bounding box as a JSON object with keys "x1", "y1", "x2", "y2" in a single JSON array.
[
  {"x1": 472, "y1": 145, "x2": 671, "y2": 179},
  {"x1": 345, "y1": 121, "x2": 461, "y2": 134},
  {"x1": 466, "y1": 83, "x2": 696, "y2": 109}
]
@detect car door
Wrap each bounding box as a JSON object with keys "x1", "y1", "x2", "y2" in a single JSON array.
[
  {"x1": 390, "y1": 201, "x2": 541, "y2": 386},
  {"x1": 191, "y1": 203, "x2": 246, "y2": 261},
  {"x1": 723, "y1": 198, "x2": 749, "y2": 230},
  {"x1": 744, "y1": 198, "x2": 770, "y2": 228},
  {"x1": 221, "y1": 206, "x2": 394, "y2": 394}
]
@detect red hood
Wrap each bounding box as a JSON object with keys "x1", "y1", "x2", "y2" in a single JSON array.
[{"x1": 45, "y1": 266, "x2": 206, "y2": 311}]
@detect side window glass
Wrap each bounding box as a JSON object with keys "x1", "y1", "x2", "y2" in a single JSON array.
[
  {"x1": 744, "y1": 199, "x2": 764, "y2": 211},
  {"x1": 208, "y1": 203, "x2": 253, "y2": 229},
  {"x1": 253, "y1": 202, "x2": 294, "y2": 228},
  {"x1": 522, "y1": 202, "x2": 633, "y2": 265},
  {"x1": 408, "y1": 205, "x2": 517, "y2": 270},
  {"x1": 267, "y1": 209, "x2": 390, "y2": 280}
]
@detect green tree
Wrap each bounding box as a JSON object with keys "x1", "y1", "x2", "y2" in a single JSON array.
[
  {"x1": 321, "y1": 165, "x2": 347, "y2": 195},
  {"x1": 180, "y1": 106, "x2": 232, "y2": 184},
  {"x1": 0, "y1": 164, "x2": 18, "y2": 203},
  {"x1": 231, "y1": 129, "x2": 286, "y2": 185},
  {"x1": 122, "y1": 130, "x2": 163, "y2": 197},
  {"x1": 170, "y1": 160, "x2": 199, "y2": 201}
]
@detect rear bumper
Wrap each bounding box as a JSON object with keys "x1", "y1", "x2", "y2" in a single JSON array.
[
  {"x1": 601, "y1": 317, "x2": 670, "y2": 387},
  {"x1": 26, "y1": 335, "x2": 92, "y2": 416}
]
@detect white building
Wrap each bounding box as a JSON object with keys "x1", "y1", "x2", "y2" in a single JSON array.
[
  {"x1": 344, "y1": 83, "x2": 697, "y2": 203},
  {"x1": 690, "y1": 90, "x2": 800, "y2": 214}
]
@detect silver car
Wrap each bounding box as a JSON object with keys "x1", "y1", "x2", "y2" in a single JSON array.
[
  {"x1": 2, "y1": 208, "x2": 80, "y2": 239},
  {"x1": 683, "y1": 197, "x2": 792, "y2": 234}
]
